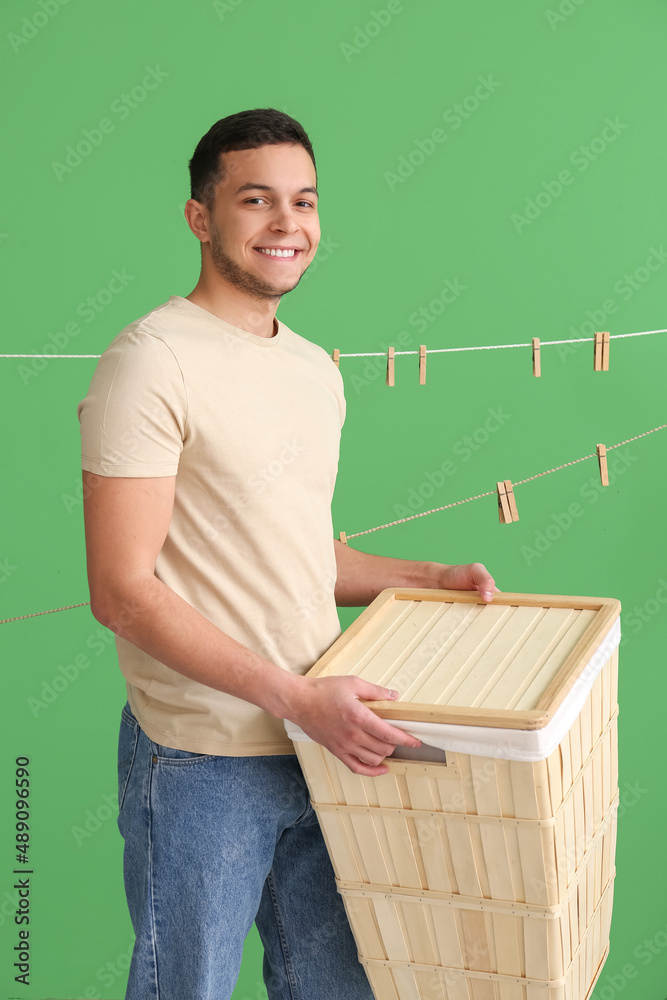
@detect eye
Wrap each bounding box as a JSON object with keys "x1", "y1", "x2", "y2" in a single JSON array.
[{"x1": 243, "y1": 197, "x2": 315, "y2": 208}]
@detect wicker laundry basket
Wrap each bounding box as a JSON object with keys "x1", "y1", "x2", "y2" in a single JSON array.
[{"x1": 286, "y1": 588, "x2": 621, "y2": 1000}]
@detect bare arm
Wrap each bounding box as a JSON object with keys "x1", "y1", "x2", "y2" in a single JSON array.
[
  {"x1": 333, "y1": 539, "x2": 498, "y2": 606},
  {"x1": 82, "y1": 471, "x2": 421, "y2": 774}
]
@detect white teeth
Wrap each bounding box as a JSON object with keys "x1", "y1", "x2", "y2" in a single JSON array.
[{"x1": 257, "y1": 247, "x2": 296, "y2": 257}]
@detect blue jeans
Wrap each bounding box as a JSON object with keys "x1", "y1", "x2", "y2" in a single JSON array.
[{"x1": 117, "y1": 701, "x2": 374, "y2": 1000}]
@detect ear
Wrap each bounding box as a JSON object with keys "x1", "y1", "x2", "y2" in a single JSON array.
[{"x1": 184, "y1": 198, "x2": 211, "y2": 244}]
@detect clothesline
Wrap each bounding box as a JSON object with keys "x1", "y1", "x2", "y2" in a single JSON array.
[
  {"x1": 340, "y1": 422, "x2": 666, "y2": 541},
  {"x1": 0, "y1": 326, "x2": 666, "y2": 361},
  {"x1": 336, "y1": 327, "x2": 667, "y2": 359},
  {"x1": 2, "y1": 422, "x2": 664, "y2": 626}
]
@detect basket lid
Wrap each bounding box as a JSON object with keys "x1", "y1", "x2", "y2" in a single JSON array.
[{"x1": 305, "y1": 588, "x2": 621, "y2": 731}]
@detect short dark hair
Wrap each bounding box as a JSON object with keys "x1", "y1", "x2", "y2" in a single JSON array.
[{"x1": 188, "y1": 107, "x2": 317, "y2": 210}]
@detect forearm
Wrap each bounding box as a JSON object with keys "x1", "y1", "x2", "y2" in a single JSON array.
[
  {"x1": 93, "y1": 576, "x2": 302, "y2": 720},
  {"x1": 95, "y1": 574, "x2": 428, "y2": 774},
  {"x1": 333, "y1": 539, "x2": 446, "y2": 606}
]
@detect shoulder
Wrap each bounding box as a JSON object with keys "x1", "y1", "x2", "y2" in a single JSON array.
[
  {"x1": 278, "y1": 318, "x2": 339, "y2": 371},
  {"x1": 103, "y1": 297, "x2": 187, "y2": 357},
  {"x1": 85, "y1": 299, "x2": 189, "y2": 401}
]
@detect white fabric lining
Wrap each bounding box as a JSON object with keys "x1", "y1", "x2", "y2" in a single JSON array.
[{"x1": 284, "y1": 618, "x2": 620, "y2": 763}]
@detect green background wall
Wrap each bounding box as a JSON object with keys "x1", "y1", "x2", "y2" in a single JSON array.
[{"x1": 1, "y1": 0, "x2": 666, "y2": 997}]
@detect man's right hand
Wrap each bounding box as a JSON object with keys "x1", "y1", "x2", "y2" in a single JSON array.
[{"x1": 283, "y1": 674, "x2": 422, "y2": 776}]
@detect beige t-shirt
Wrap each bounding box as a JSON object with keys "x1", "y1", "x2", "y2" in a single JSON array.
[{"x1": 77, "y1": 295, "x2": 345, "y2": 755}]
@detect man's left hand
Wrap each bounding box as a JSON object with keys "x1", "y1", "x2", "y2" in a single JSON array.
[{"x1": 437, "y1": 562, "x2": 499, "y2": 602}]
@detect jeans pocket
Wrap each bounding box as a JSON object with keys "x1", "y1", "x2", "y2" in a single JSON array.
[
  {"x1": 152, "y1": 742, "x2": 218, "y2": 765},
  {"x1": 117, "y1": 704, "x2": 140, "y2": 812}
]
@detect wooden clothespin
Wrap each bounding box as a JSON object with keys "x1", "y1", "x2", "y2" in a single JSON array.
[
  {"x1": 419, "y1": 345, "x2": 427, "y2": 385},
  {"x1": 593, "y1": 332, "x2": 610, "y2": 371},
  {"x1": 602, "y1": 331, "x2": 610, "y2": 369},
  {"x1": 332, "y1": 349, "x2": 340, "y2": 368},
  {"x1": 386, "y1": 346, "x2": 395, "y2": 387},
  {"x1": 338, "y1": 531, "x2": 348, "y2": 545},
  {"x1": 596, "y1": 444, "x2": 609, "y2": 486},
  {"x1": 497, "y1": 480, "x2": 519, "y2": 523},
  {"x1": 532, "y1": 338, "x2": 541, "y2": 377}
]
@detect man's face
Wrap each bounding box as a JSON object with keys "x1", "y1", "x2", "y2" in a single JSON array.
[{"x1": 204, "y1": 143, "x2": 320, "y2": 300}]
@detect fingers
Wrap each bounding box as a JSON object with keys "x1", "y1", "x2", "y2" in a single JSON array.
[
  {"x1": 338, "y1": 752, "x2": 392, "y2": 777},
  {"x1": 358, "y1": 681, "x2": 400, "y2": 702},
  {"x1": 439, "y1": 562, "x2": 498, "y2": 600},
  {"x1": 296, "y1": 676, "x2": 422, "y2": 775},
  {"x1": 469, "y1": 562, "x2": 495, "y2": 602},
  {"x1": 357, "y1": 731, "x2": 407, "y2": 757},
  {"x1": 464, "y1": 562, "x2": 498, "y2": 602},
  {"x1": 354, "y1": 711, "x2": 422, "y2": 750},
  {"x1": 380, "y1": 723, "x2": 421, "y2": 748},
  {"x1": 349, "y1": 680, "x2": 422, "y2": 750}
]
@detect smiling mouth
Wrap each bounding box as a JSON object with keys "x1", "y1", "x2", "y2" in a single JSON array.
[{"x1": 254, "y1": 247, "x2": 302, "y2": 259}]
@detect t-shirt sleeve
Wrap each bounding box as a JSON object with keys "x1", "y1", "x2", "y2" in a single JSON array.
[{"x1": 77, "y1": 330, "x2": 187, "y2": 477}]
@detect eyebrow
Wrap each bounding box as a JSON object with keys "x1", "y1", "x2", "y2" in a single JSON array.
[{"x1": 234, "y1": 182, "x2": 318, "y2": 199}]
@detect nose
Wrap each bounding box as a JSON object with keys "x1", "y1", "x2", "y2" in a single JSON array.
[{"x1": 269, "y1": 201, "x2": 300, "y2": 234}]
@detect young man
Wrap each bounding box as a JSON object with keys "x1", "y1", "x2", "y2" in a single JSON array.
[{"x1": 78, "y1": 108, "x2": 497, "y2": 1000}]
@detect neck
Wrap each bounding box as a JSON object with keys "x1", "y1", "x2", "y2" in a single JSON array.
[{"x1": 186, "y1": 273, "x2": 279, "y2": 339}]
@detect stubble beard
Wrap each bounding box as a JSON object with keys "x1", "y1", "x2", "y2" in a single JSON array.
[{"x1": 208, "y1": 222, "x2": 304, "y2": 301}]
